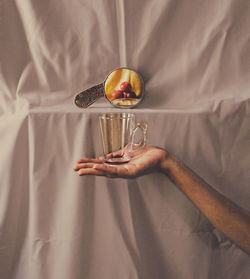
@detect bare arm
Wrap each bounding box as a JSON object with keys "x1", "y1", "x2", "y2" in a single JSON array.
[
  {"x1": 161, "y1": 153, "x2": 250, "y2": 255},
  {"x1": 74, "y1": 145, "x2": 250, "y2": 254}
]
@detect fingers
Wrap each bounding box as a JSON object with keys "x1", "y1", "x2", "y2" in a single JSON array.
[
  {"x1": 106, "y1": 150, "x2": 124, "y2": 159},
  {"x1": 78, "y1": 168, "x2": 106, "y2": 176},
  {"x1": 98, "y1": 155, "x2": 105, "y2": 160},
  {"x1": 74, "y1": 162, "x2": 97, "y2": 171},
  {"x1": 75, "y1": 163, "x2": 120, "y2": 177},
  {"x1": 74, "y1": 160, "x2": 118, "y2": 177},
  {"x1": 74, "y1": 162, "x2": 106, "y2": 176},
  {"x1": 94, "y1": 164, "x2": 130, "y2": 178},
  {"x1": 77, "y1": 158, "x2": 104, "y2": 164},
  {"x1": 74, "y1": 154, "x2": 139, "y2": 178}
]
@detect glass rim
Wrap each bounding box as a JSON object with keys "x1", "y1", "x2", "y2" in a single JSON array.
[{"x1": 99, "y1": 113, "x2": 135, "y2": 120}]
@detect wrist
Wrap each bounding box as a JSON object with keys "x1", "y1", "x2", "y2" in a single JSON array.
[{"x1": 159, "y1": 150, "x2": 177, "y2": 177}]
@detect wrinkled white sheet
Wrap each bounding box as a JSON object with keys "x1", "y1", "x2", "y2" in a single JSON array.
[{"x1": 0, "y1": 1, "x2": 250, "y2": 278}]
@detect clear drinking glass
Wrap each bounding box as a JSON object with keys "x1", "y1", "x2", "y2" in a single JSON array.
[{"x1": 99, "y1": 113, "x2": 147, "y2": 165}]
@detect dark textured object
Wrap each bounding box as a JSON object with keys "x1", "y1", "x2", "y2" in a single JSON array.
[{"x1": 74, "y1": 84, "x2": 104, "y2": 108}]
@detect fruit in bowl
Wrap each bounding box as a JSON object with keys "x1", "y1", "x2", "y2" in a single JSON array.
[
  {"x1": 112, "y1": 81, "x2": 138, "y2": 100},
  {"x1": 123, "y1": 91, "x2": 137, "y2": 99},
  {"x1": 120, "y1": 81, "x2": 132, "y2": 92},
  {"x1": 110, "y1": 77, "x2": 141, "y2": 108},
  {"x1": 104, "y1": 68, "x2": 143, "y2": 104},
  {"x1": 111, "y1": 90, "x2": 123, "y2": 100}
]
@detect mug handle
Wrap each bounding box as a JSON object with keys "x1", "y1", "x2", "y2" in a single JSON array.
[{"x1": 131, "y1": 122, "x2": 148, "y2": 150}]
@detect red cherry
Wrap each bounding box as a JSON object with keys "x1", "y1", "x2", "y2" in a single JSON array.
[
  {"x1": 120, "y1": 82, "x2": 132, "y2": 92},
  {"x1": 126, "y1": 92, "x2": 137, "y2": 98},
  {"x1": 122, "y1": 92, "x2": 128, "y2": 98},
  {"x1": 112, "y1": 90, "x2": 123, "y2": 100}
]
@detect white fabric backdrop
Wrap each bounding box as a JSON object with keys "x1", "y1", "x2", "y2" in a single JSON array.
[{"x1": 0, "y1": 0, "x2": 250, "y2": 278}]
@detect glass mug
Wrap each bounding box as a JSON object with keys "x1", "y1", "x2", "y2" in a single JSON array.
[{"x1": 99, "y1": 113, "x2": 147, "y2": 165}]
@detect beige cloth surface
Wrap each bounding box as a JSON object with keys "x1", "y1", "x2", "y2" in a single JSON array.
[{"x1": 0, "y1": 0, "x2": 250, "y2": 278}]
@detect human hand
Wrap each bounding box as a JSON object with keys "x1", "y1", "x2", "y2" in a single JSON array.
[{"x1": 74, "y1": 145, "x2": 169, "y2": 178}]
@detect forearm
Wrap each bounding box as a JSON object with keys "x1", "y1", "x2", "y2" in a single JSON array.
[{"x1": 160, "y1": 153, "x2": 250, "y2": 254}]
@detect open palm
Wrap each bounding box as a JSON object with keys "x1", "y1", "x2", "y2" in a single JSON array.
[{"x1": 74, "y1": 145, "x2": 168, "y2": 178}]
